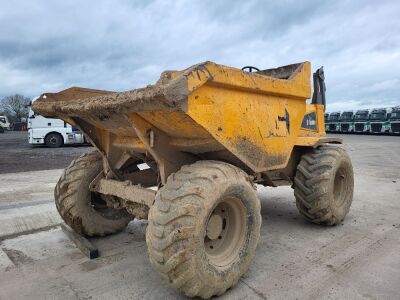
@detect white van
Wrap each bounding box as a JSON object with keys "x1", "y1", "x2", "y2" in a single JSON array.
[
  {"x1": 28, "y1": 97, "x2": 86, "y2": 147},
  {"x1": 0, "y1": 115, "x2": 10, "y2": 130}
]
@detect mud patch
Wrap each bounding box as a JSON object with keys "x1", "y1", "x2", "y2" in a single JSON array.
[
  {"x1": 234, "y1": 136, "x2": 286, "y2": 171},
  {"x1": 2, "y1": 248, "x2": 34, "y2": 266},
  {"x1": 235, "y1": 136, "x2": 267, "y2": 168},
  {"x1": 80, "y1": 260, "x2": 99, "y2": 272},
  {"x1": 32, "y1": 64, "x2": 197, "y2": 118}
]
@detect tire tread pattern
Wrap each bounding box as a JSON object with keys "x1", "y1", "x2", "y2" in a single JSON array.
[
  {"x1": 294, "y1": 145, "x2": 353, "y2": 225},
  {"x1": 55, "y1": 151, "x2": 131, "y2": 236},
  {"x1": 147, "y1": 160, "x2": 260, "y2": 299}
]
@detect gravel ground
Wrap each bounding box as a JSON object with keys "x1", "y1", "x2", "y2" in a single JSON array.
[{"x1": 0, "y1": 131, "x2": 91, "y2": 174}]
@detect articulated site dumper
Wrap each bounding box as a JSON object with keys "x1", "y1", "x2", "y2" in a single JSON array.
[{"x1": 33, "y1": 61, "x2": 354, "y2": 299}]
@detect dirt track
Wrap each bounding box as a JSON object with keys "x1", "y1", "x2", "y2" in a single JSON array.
[{"x1": 0, "y1": 131, "x2": 91, "y2": 174}]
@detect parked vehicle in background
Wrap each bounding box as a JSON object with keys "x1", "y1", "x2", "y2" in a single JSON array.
[
  {"x1": 324, "y1": 113, "x2": 330, "y2": 132},
  {"x1": 353, "y1": 109, "x2": 370, "y2": 133},
  {"x1": 370, "y1": 108, "x2": 390, "y2": 134},
  {"x1": 0, "y1": 124, "x2": 4, "y2": 133},
  {"x1": 0, "y1": 115, "x2": 10, "y2": 130},
  {"x1": 327, "y1": 112, "x2": 340, "y2": 132},
  {"x1": 28, "y1": 98, "x2": 86, "y2": 147},
  {"x1": 389, "y1": 106, "x2": 400, "y2": 134},
  {"x1": 339, "y1": 111, "x2": 354, "y2": 133}
]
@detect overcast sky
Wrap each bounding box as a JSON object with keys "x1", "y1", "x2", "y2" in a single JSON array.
[{"x1": 0, "y1": 0, "x2": 399, "y2": 111}]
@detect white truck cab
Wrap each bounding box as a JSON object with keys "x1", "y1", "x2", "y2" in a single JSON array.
[
  {"x1": 0, "y1": 115, "x2": 11, "y2": 130},
  {"x1": 28, "y1": 97, "x2": 85, "y2": 147}
]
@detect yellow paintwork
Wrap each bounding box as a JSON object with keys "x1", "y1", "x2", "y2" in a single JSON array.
[
  {"x1": 182, "y1": 61, "x2": 325, "y2": 171},
  {"x1": 33, "y1": 61, "x2": 327, "y2": 176},
  {"x1": 109, "y1": 61, "x2": 325, "y2": 172},
  {"x1": 186, "y1": 61, "x2": 311, "y2": 100}
]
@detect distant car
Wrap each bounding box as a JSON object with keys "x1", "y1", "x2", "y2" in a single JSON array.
[{"x1": 0, "y1": 115, "x2": 10, "y2": 130}]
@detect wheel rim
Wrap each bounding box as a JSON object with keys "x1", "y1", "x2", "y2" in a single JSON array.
[
  {"x1": 204, "y1": 196, "x2": 247, "y2": 268},
  {"x1": 50, "y1": 136, "x2": 58, "y2": 145},
  {"x1": 333, "y1": 164, "x2": 348, "y2": 208}
]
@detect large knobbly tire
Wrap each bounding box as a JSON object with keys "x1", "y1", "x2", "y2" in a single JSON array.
[
  {"x1": 146, "y1": 160, "x2": 261, "y2": 299},
  {"x1": 55, "y1": 151, "x2": 132, "y2": 236},
  {"x1": 294, "y1": 145, "x2": 354, "y2": 225}
]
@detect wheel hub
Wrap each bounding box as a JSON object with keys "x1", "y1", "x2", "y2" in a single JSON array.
[
  {"x1": 206, "y1": 214, "x2": 223, "y2": 240},
  {"x1": 204, "y1": 197, "x2": 247, "y2": 268}
]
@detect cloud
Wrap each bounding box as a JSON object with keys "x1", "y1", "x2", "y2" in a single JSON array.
[{"x1": 0, "y1": 0, "x2": 399, "y2": 111}]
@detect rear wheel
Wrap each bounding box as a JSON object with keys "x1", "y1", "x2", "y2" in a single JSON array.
[
  {"x1": 45, "y1": 132, "x2": 63, "y2": 148},
  {"x1": 55, "y1": 151, "x2": 133, "y2": 236},
  {"x1": 294, "y1": 145, "x2": 354, "y2": 225},
  {"x1": 147, "y1": 160, "x2": 261, "y2": 299}
]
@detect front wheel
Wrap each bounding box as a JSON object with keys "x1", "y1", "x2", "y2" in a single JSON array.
[
  {"x1": 146, "y1": 161, "x2": 261, "y2": 299},
  {"x1": 294, "y1": 145, "x2": 354, "y2": 225}
]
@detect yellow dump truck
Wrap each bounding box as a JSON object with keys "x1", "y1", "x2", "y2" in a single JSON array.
[{"x1": 33, "y1": 61, "x2": 354, "y2": 299}]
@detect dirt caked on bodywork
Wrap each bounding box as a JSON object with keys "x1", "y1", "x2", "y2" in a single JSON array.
[{"x1": 33, "y1": 61, "x2": 338, "y2": 185}]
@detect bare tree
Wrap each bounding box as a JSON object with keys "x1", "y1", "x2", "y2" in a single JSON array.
[{"x1": 0, "y1": 94, "x2": 31, "y2": 122}]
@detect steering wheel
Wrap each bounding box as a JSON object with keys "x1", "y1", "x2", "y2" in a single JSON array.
[{"x1": 241, "y1": 66, "x2": 260, "y2": 72}]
